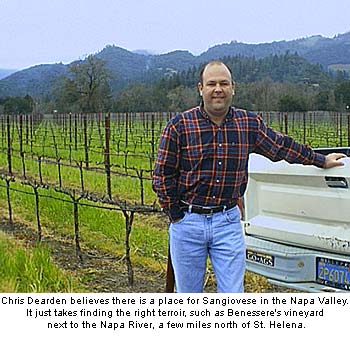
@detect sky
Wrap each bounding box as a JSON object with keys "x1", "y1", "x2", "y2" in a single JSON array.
[{"x1": 1, "y1": 0, "x2": 349, "y2": 70}]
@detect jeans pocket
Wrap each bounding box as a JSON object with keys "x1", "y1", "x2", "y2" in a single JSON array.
[
  {"x1": 224, "y1": 206, "x2": 241, "y2": 223},
  {"x1": 171, "y1": 211, "x2": 189, "y2": 225}
]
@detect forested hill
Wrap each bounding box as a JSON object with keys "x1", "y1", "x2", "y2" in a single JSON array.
[
  {"x1": 198, "y1": 32, "x2": 350, "y2": 68},
  {"x1": 0, "y1": 64, "x2": 68, "y2": 98},
  {"x1": 164, "y1": 53, "x2": 331, "y2": 88},
  {"x1": 0, "y1": 32, "x2": 349, "y2": 98},
  {"x1": 0, "y1": 69, "x2": 17, "y2": 80}
]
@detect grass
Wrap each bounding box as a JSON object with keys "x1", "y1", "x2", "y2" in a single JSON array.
[
  {"x1": 0, "y1": 178, "x2": 168, "y2": 270},
  {"x1": 0, "y1": 231, "x2": 80, "y2": 292}
]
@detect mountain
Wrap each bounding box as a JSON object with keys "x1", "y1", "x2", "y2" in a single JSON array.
[
  {"x1": 98, "y1": 46, "x2": 197, "y2": 79},
  {"x1": 0, "y1": 63, "x2": 68, "y2": 98},
  {"x1": 132, "y1": 49, "x2": 156, "y2": 56},
  {"x1": 198, "y1": 32, "x2": 350, "y2": 68},
  {"x1": 302, "y1": 33, "x2": 350, "y2": 68},
  {"x1": 0, "y1": 69, "x2": 17, "y2": 80},
  {"x1": 0, "y1": 32, "x2": 349, "y2": 98},
  {"x1": 97, "y1": 45, "x2": 148, "y2": 80},
  {"x1": 149, "y1": 50, "x2": 197, "y2": 71}
]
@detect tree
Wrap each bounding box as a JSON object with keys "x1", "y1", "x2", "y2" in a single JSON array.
[
  {"x1": 167, "y1": 85, "x2": 198, "y2": 112},
  {"x1": 278, "y1": 95, "x2": 308, "y2": 112},
  {"x1": 114, "y1": 83, "x2": 154, "y2": 112},
  {"x1": 53, "y1": 76, "x2": 81, "y2": 113},
  {"x1": 334, "y1": 81, "x2": 350, "y2": 109},
  {"x1": 68, "y1": 55, "x2": 112, "y2": 113},
  {"x1": 3, "y1": 96, "x2": 34, "y2": 114},
  {"x1": 315, "y1": 91, "x2": 334, "y2": 111}
]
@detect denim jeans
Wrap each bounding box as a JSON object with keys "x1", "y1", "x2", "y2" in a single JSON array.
[{"x1": 169, "y1": 205, "x2": 245, "y2": 293}]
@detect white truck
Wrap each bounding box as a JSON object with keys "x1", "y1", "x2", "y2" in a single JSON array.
[{"x1": 244, "y1": 148, "x2": 350, "y2": 292}]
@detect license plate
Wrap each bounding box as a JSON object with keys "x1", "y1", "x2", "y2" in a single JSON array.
[
  {"x1": 316, "y1": 257, "x2": 350, "y2": 290},
  {"x1": 246, "y1": 250, "x2": 275, "y2": 267}
]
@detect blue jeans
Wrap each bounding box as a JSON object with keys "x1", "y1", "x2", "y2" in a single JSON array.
[{"x1": 169, "y1": 206, "x2": 245, "y2": 293}]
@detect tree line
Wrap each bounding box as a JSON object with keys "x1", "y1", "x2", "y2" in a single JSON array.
[{"x1": 1, "y1": 52, "x2": 350, "y2": 115}]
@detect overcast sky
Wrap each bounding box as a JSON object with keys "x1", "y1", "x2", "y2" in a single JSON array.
[{"x1": 1, "y1": 0, "x2": 349, "y2": 70}]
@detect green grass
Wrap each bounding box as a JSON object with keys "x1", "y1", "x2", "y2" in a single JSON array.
[
  {"x1": 0, "y1": 178, "x2": 168, "y2": 269},
  {"x1": 0, "y1": 231, "x2": 79, "y2": 292}
]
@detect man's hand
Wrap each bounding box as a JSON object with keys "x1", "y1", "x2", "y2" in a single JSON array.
[{"x1": 323, "y1": 153, "x2": 347, "y2": 168}]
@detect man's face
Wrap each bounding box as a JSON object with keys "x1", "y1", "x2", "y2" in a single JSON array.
[{"x1": 198, "y1": 63, "x2": 234, "y2": 119}]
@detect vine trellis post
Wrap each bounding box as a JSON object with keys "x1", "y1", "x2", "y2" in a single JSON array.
[
  {"x1": 104, "y1": 113, "x2": 112, "y2": 200},
  {"x1": 28, "y1": 181, "x2": 42, "y2": 242},
  {"x1": 121, "y1": 207, "x2": 135, "y2": 287}
]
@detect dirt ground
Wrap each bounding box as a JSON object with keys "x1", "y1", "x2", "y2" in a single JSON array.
[{"x1": 0, "y1": 218, "x2": 292, "y2": 293}]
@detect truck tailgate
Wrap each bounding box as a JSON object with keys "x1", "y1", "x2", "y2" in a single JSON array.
[{"x1": 244, "y1": 154, "x2": 350, "y2": 256}]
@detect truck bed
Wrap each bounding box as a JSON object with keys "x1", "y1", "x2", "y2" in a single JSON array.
[{"x1": 244, "y1": 147, "x2": 350, "y2": 292}]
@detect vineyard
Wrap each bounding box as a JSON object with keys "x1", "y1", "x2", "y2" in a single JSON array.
[{"x1": 0, "y1": 110, "x2": 349, "y2": 293}]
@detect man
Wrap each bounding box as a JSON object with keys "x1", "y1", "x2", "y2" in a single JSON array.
[{"x1": 152, "y1": 60, "x2": 346, "y2": 293}]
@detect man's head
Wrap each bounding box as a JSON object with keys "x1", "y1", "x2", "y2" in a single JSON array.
[{"x1": 198, "y1": 61, "x2": 235, "y2": 122}]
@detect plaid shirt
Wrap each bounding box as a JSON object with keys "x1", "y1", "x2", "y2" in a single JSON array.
[{"x1": 152, "y1": 106, "x2": 325, "y2": 221}]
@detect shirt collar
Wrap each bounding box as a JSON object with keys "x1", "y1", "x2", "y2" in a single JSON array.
[{"x1": 199, "y1": 103, "x2": 235, "y2": 123}]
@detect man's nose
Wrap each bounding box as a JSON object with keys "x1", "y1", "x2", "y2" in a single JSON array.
[{"x1": 214, "y1": 84, "x2": 223, "y2": 91}]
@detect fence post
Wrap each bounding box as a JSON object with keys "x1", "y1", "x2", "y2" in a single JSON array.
[
  {"x1": 37, "y1": 156, "x2": 43, "y2": 185},
  {"x1": 125, "y1": 112, "x2": 129, "y2": 148},
  {"x1": 151, "y1": 113, "x2": 155, "y2": 161},
  {"x1": 83, "y1": 113, "x2": 89, "y2": 169},
  {"x1": 29, "y1": 182, "x2": 42, "y2": 242},
  {"x1": 339, "y1": 111, "x2": 343, "y2": 147},
  {"x1": 30, "y1": 114, "x2": 33, "y2": 154},
  {"x1": 105, "y1": 113, "x2": 112, "y2": 200},
  {"x1": 77, "y1": 161, "x2": 85, "y2": 192},
  {"x1": 136, "y1": 169, "x2": 144, "y2": 205},
  {"x1": 21, "y1": 151, "x2": 26, "y2": 179},
  {"x1": 74, "y1": 113, "x2": 78, "y2": 150},
  {"x1": 57, "y1": 157, "x2": 62, "y2": 188},
  {"x1": 19, "y1": 114, "x2": 23, "y2": 155},
  {"x1": 124, "y1": 151, "x2": 129, "y2": 174},
  {"x1": 71, "y1": 192, "x2": 83, "y2": 261},
  {"x1": 25, "y1": 114, "x2": 29, "y2": 145},
  {"x1": 7, "y1": 115, "x2": 12, "y2": 175},
  {"x1": 284, "y1": 112, "x2": 288, "y2": 135}
]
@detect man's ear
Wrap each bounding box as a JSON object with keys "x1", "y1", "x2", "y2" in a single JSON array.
[{"x1": 198, "y1": 82, "x2": 203, "y2": 96}]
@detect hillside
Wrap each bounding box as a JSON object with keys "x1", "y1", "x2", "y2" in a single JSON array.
[
  {"x1": 0, "y1": 32, "x2": 349, "y2": 98},
  {"x1": 0, "y1": 63, "x2": 68, "y2": 98},
  {"x1": 0, "y1": 69, "x2": 17, "y2": 80},
  {"x1": 199, "y1": 32, "x2": 350, "y2": 68}
]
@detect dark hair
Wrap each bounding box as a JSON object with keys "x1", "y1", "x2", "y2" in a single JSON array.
[{"x1": 199, "y1": 60, "x2": 233, "y2": 84}]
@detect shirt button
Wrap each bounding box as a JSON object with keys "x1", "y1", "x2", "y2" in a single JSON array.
[
  {"x1": 212, "y1": 196, "x2": 216, "y2": 199},
  {"x1": 218, "y1": 161, "x2": 222, "y2": 165},
  {"x1": 218, "y1": 143, "x2": 222, "y2": 147},
  {"x1": 216, "y1": 179, "x2": 220, "y2": 183}
]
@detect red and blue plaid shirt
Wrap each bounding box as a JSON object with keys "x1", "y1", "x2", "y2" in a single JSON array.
[{"x1": 152, "y1": 106, "x2": 325, "y2": 221}]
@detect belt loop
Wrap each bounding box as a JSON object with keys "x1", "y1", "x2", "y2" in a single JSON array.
[{"x1": 188, "y1": 204, "x2": 192, "y2": 213}]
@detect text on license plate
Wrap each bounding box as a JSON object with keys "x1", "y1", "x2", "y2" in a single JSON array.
[
  {"x1": 316, "y1": 257, "x2": 350, "y2": 290},
  {"x1": 246, "y1": 250, "x2": 275, "y2": 267}
]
